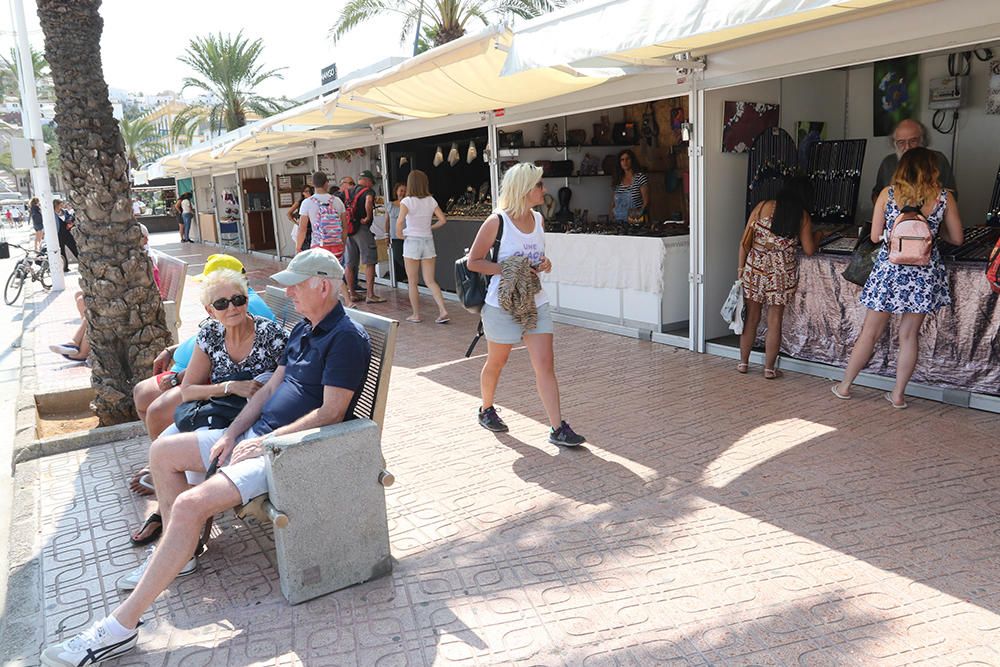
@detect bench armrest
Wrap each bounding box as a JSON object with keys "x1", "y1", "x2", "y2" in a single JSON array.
[{"x1": 263, "y1": 419, "x2": 384, "y2": 510}]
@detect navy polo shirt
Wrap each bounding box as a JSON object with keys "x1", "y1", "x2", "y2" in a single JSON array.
[{"x1": 253, "y1": 302, "x2": 371, "y2": 435}]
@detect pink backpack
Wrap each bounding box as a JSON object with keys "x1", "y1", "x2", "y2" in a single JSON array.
[{"x1": 887, "y1": 205, "x2": 933, "y2": 266}]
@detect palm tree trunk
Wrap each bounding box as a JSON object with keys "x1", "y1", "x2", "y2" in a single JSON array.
[{"x1": 37, "y1": 0, "x2": 172, "y2": 425}]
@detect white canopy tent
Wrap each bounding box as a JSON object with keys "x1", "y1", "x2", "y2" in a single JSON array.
[
  {"x1": 157, "y1": 26, "x2": 618, "y2": 175},
  {"x1": 500, "y1": 0, "x2": 931, "y2": 75}
]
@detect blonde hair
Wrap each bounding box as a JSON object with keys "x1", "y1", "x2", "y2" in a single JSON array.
[
  {"x1": 200, "y1": 268, "x2": 248, "y2": 306},
  {"x1": 498, "y1": 163, "x2": 543, "y2": 219},
  {"x1": 891, "y1": 147, "x2": 941, "y2": 207},
  {"x1": 405, "y1": 169, "x2": 430, "y2": 198}
]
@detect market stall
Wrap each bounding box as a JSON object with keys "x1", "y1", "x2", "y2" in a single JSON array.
[
  {"x1": 496, "y1": 97, "x2": 692, "y2": 334},
  {"x1": 695, "y1": 6, "x2": 1000, "y2": 405},
  {"x1": 132, "y1": 177, "x2": 177, "y2": 234}
]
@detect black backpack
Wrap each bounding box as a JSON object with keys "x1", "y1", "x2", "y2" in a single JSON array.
[{"x1": 455, "y1": 217, "x2": 504, "y2": 357}]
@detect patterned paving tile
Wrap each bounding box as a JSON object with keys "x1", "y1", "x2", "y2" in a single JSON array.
[{"x1": 6, "y1": 239, "x2": 1000, "y2": 665}]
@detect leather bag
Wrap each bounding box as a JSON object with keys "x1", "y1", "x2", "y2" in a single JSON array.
[
  {"x1": 842, "y1": 236, "x2": 881, "y2": 286},
  {"x1": 454, "y1": 217, "x2": 504, "y2": 314},
  {"x1": 173, "y1": 371, "x2": 253, "y2": 432},
  {"x1": 887, "y1": 205, "x2": 933, "y2": 266}
]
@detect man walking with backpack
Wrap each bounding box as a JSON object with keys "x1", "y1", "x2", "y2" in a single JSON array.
[
  {"x1": 296, "y1": 171, "x2": 352, "y2": 303},
  {"x1": 344, "y1": 170, "x2": 385, "y2": 304}
]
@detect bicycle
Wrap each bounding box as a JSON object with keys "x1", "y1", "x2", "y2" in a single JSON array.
[{"x1": 4, "y1": 243, "x2": 51, "y2": 305}]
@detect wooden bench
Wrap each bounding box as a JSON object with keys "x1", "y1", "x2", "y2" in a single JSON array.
[
  {"x1": 151, "y1": 250, "x2": 187, "y2": 343},
  {"x1": 236, "y1": 286, "x2": 398, "y2": 604}
]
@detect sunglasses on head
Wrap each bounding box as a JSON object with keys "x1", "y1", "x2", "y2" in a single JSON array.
[{"x1": 211, "y1": 293, "x2": 248, "y2": 310}]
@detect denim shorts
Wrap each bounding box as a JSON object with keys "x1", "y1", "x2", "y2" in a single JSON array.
[
  {"x1": 481, "y1": 302, "x2": 554, "y2": 344},
  {"x1": 402, "y1": 236, "x2": 436, "y2": 260}
]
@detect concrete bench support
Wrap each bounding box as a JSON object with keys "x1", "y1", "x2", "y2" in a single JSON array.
[{"x1": 264, "y1": 419, "x2": 392, "y2": 604}]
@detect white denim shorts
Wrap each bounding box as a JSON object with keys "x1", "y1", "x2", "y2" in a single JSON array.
[
  {"x1": 481, "y1": 302, "x2": 554, "y2": 344},
  {"x1": 402, "y1": 236, "x2": 436, "y2": 260}
]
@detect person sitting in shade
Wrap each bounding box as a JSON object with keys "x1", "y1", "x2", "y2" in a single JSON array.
[{"x1": 40, "y1": 249, "x2": 371, "y2": 667}]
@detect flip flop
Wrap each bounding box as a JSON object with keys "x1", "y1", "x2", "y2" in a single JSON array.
[
  {"x1": 406, "y1": 316, "x2": 422, "y2": 323},
  {"x1": 435, "y1": 316, "x2": 450, "y2": 324},
  {"x1": 884, "y1": 392, "x2": 908, "y2": 409},
  {"x1": 130, "y1": 512, "x2": 162, "y2": 547},
  {"x1": 830, "y1": 384, "x2": 851, "y2": 400},
  {"x1": 763, "y1": 368, "x2": 782, "y2": 379},
  {"x1": 366, "y1": 295, "x2": 387, "y2": 304},
  {"x1": 349, "y1": 294, "x2": 364, "y2": 302},
  {"x1": 128, "y1": 468, "x2": 155, "y2": 496},
  {"x1": 736, "y1": 363, "x2": 748, "y2": 374}
]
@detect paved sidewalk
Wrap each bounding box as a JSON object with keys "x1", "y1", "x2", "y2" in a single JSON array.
[{"x1": 3, "y1": 239, "x2": 1000, "y2": 665}]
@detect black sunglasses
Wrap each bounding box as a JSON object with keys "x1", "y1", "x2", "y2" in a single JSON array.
[{"x1": 211, "y1": 293, "x2": 248, "y2": 310}]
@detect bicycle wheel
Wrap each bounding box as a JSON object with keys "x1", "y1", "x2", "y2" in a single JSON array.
[
  {"x1": 4, "y1": 266, "x2": 25, "y2": 305},
  {"x1": 38, "y1": 262, "x2": 51, "y2": 289}
]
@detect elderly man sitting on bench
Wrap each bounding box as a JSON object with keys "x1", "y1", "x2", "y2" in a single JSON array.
[{"x1": 41, "y1": 249, "x2": 371, "y2": 667}]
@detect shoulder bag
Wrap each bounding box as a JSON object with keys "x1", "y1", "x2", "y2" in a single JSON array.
[
  {"x1": 173, "y1": 371, "x2": 253, "y2": 432},
  {"x1": 454, "y1": 215, "x2": 504, "y2": 315}
]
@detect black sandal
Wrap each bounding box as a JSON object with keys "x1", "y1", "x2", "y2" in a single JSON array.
[{"x1": 130, "y1": 512, "x2": 163, "y2": 546}]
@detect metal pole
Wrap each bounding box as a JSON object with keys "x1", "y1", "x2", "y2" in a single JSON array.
[
  {"x1": 376, "y1": 127, "x2": 395, "y2": 286},
  {"x1": 11, "y1": 0, "x2": 64, "y2": 290},
  {"x1": 265, "y1": 157, "x2": 283, "y2": 259}
]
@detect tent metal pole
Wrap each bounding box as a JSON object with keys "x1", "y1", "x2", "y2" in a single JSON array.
[
  {"x1": 487, "y1": 112, "x2": 500, "y2": 205},
  {"x1": 376, "y1": 126, "x2": 396, "y2": 286},
  {"x1": 266, "y1": 157, "x2": 283, "y2": 260}
]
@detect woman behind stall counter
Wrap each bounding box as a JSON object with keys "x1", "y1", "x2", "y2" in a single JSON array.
[
  {"x1": 466, "y1": 162, "x2": 585, "y2": 447},
  {"x1": 737, "y1": 176, "x2": 822, "y2": 378},
  {"x1": 833, "y1": 147, "x2": 963, "y2": 409},
  {"x1": 611, "y1": 149, "x2": 649, "y2": 225},
  {"x1": 287, "y1": 184, "x2": 315, "y2": 252}
]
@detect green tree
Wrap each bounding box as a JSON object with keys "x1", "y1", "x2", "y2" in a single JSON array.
[
  {"x1": 119, "y1": 116, "x2": 168, "y2": 168},
  {"x1": 0, "y1": 46, "x2": 50, "y2": 97},
  {"x1": 331, "y1": 0, "x2": 570, "y2": 52},
  {"x1": 38, "y1": 0, "x2": 172, "y2": 425},
  {"x1": 170, "y1": 32, "x2": 289, "y2": 143}
]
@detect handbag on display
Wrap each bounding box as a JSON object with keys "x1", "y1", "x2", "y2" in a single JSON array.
[
  {"x1": 613, "y1": 122, "x2": 638, "y2": 145},
  {"x1": 173, "y1": 371, "x2": 253, "y2": 432},
  {"x1": 498, "y1": 130, "x2": 523, "y2": 149},
  {"x1": 566, "y1": 129, "x2": 587, "y2": 146},
  {"x1": 454, "y1": 217, "x2": 504, "y2": 315},
  {"x1": 842, "y1": 235, "x2": 881, "y2": 286}
]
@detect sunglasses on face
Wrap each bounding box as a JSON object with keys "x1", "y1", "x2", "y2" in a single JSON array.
[{"x1": 211, "y1": 293, "x2": 248, "y2": 310}]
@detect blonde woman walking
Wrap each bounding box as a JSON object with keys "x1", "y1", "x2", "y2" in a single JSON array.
[
  {"x1": 466, "y1": 163, "x2": 585, "y2": 447},
  {"x1": 396, "y1": 169, "x2": 449, "y2": 323}
]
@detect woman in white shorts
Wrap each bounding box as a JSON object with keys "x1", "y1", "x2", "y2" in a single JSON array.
[
  {"x1": 396, "y1": 169, "x2": 450, "y2": 323},
  {"x1": 465, "y1": 163, "x2": 585, "y2": 447}
]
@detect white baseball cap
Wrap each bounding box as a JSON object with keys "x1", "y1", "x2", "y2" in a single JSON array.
[{"x1": 271, "y1": 248, "x2": 345, "y2": 285}]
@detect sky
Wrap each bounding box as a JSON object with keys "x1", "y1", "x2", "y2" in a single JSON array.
[{"x1": 2, "y1": 0, "x2": 423, "y2": 99}]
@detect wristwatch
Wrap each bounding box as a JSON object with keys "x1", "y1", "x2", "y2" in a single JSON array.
[{"x1": 169, "y1": 373, "x2": 180, "y2": 388}]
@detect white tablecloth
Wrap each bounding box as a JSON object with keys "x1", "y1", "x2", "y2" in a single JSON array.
[{"x1": 543, "y1": 233, "x2": 689, "y2": 294}]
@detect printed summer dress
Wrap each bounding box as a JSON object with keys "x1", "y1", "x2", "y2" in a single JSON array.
[
  {"x1": 859, "y1": 187, "x2": 950, "y2": 314},
  {"x1": 741, "y1": 214, "x2": 799, "y2": 306}
]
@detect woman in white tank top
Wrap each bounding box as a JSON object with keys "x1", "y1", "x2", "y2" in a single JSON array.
[
  {"x1": 396, "y1": 169, "x2": 450, "y2": 323},
  {"x1": 465, "y1": 163, "x2": 585, "y2": 447}
]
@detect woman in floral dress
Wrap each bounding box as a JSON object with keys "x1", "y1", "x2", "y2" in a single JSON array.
[
  {"x1": 738, "y1": 176, "x2": 821, "y2": 378},
  {"x1": 833, "y1": 148, "x2": 964, "y2": 408}
]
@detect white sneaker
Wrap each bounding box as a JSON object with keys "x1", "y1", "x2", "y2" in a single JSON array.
[
  {"x1": 117, "y1": 545, "x2": 198, "y2": 591},
  {"x1": 48, "y1": 343, "x2": 79, "y2": 356},
  {"x1": 40, "y1": 617, "x2": 139, "y2": 666}
]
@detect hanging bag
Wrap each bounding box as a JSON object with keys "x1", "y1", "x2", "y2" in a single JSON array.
[
  {"x1": 454, "y1": 216, "x2": 504, "y2": 315},
  {"x1": 0, "y1": 225, "x2": 9, "y2": 260},
  {"x1": 842, "y1": 235, "x2": 881, "y2": 286},
  {"x1": 887, "y1": 205, "x2": 933, "y2": 266}
]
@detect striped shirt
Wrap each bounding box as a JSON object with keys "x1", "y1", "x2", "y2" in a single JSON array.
[{"x1": 614, "y1": 172, "x2": 647, "y2": 209}]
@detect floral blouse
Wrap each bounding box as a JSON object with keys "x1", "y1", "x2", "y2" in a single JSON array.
[{"x1": 196, "y1": 315, "x2": 288, "y2": 383}]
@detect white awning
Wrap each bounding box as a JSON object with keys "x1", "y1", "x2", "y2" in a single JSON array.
[
  {"x1": 158, "y1": 25, "x2": 616, "y2": 174},
  {"x1": 501, "y1": 0, "x2": 930, "y2": 75}
]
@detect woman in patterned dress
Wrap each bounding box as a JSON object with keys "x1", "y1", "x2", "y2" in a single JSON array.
[
  {"x1": 833, "y1": 148, "x2": 963, "y2": 408},
  {"x1": 129, "y1": 268, "x2": 288, "y2": 545},
  {"x1": 738, "y1": 177, "x2": 821, "y2": 378}
]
